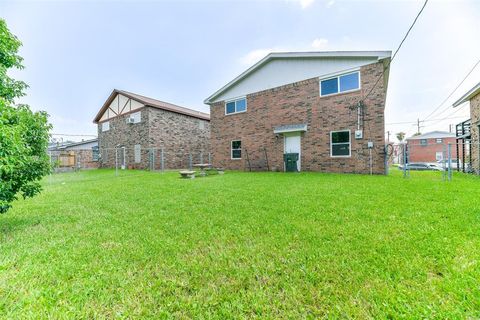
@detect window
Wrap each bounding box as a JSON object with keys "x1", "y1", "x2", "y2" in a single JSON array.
[
  {"x1": 102, "y1": 121, "x2": 110, "y2": 132},
  {"x1": 231, "y1": 140, "x2": 242, "y2": 159},
  {"x1": 134, "y1": 144, "x2": 141, "y2": 163},
  {"x1": 225, "y1": 98, "x2": 247, "y2": 115},
  {"x1": 420, "y1": 139, "x2": 428, "y2": 146},
  {"x1": 436, "y1": 151, "x2": 443, "y2": 161},
  {"x1": 330, "y1": 130, "x2": 351, "y2": 157},
  {"x1": 320, "y1": 71, "x2": 360, "y2": 96},
  {"x1": 436, "y1": 138, "x2": 443, "y2": 144},
  {"x1": 199, "y1": 120, "x2": 205, "y2": 130},
  {"x1": 92, "y1": 146, "x2": 99, "y2": 161},
  {"x1": 128, "y1": 111, "x2": 141, "y2": 124}
]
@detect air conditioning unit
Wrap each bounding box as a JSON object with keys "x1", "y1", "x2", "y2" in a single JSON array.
[{"x1": 126, "y1": 117, "x2": 135, "y2": 124}]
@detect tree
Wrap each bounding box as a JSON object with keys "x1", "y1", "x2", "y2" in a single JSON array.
[
  {"x1": 396, "y1": 132, "x2": 406, "y2": 142},
  {"x1": 0, "y1": 19, "x2": 51, "y2": 213}
]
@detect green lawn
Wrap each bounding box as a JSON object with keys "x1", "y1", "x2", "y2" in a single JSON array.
[{"x1": 1, "y1": 169, "x2": 479, "y2": 318}]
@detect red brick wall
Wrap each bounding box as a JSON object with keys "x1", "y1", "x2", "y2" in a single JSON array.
[
  {"x1": 209, "y1": 61, "x2": 388, "y2": 174},
  {"x1": 407, "y1": 137, "x2": 462, "y2": 163}
]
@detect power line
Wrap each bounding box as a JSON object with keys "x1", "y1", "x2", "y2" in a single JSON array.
[
  {"x1": 422, "y1": 102, "x2": 470, "y2": 128},
  {"x1": 422, "y1": 57, "x2": 480, "y2": 121},
  {"x1": 362, "y1": 0, "x2": 428, "y2": 102},
  {"x1": 50, "y1": 133, "x2": 97, "y2": 137},
  {"x1": 386, "y1": 115, "x2": 467, "y2": 126}
]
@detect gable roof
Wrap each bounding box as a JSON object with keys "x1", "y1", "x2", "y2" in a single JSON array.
[
  {"x1": 204, "y1": 51, "x2": 392, "y2": 104},
  {"x1": 407, "y1": 131, "x2": 456, "y2": 140},
  {"x1": 452, "y1": 81, "x2": 480, "y2": 107},
  {"x1": 93, "y1": 89, "x2": 210, "y2": 123}
]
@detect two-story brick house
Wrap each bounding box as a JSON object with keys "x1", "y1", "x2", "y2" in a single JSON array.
[
  {"x1": 204, "y1": 51, "x2": 391, "y2": 174},
  {"x1": 406, "y1": 131, "x2": 460, "y2": 163},
  {"x1": 93, "y1": 89, "x2": 210, "y2": 170},
  {"x1": 453, "y1": 81, "x2": 480, "y2": 173}
]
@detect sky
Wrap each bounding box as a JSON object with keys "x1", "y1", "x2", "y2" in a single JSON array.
[{"x1": 1, "y1": 0, "x2": 479, "y2": 142}]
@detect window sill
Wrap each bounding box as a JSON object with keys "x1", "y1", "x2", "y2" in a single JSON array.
[
  {"x1": 320, "y1": 88, "x2": 361, "y2": 98},
  {"x1": 225, "y1": 110, "x2": 247, "y2": 116}
]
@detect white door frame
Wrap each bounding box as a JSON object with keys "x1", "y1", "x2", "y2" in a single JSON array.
[{"x1": 283, "y1": 132, "x2": 302, "y2": 171}]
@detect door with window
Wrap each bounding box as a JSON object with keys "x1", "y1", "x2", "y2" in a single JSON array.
[{"x1": 284, "y1": 133, "x2": 301, "y2": 171}]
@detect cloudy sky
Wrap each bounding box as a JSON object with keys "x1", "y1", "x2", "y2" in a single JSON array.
[{"x1": 1, "y1": 0, "x2": 479, "y2": 141}]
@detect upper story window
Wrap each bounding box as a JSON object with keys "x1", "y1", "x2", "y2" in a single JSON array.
[
  {"x1": 132, "y1": 111, "x2": 141, "y2": 123},
  {"x1": 420, "y1": 139, "x2": 428, "y2": 146},
  {"x1": 320, "y1": 71, "x2": 360, "y2": 96},
  {"x1": 225, "y1": 97, "x2": 247, "y2": 115},
  {"x1": 102, "y1": 121, "x2": 110, "y2": 132},
  {"x1": 330, "y1": 130, "x2": 351, "y2": 157},
  {"x1": 436, "y1": 138, "x2": 443, "y2": 144}
]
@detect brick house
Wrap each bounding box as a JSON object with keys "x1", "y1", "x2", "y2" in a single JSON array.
[
  {"x1": 453, "y1": 81, "x2": 480, "y2": 173},
  {"x1": 93, "y1": 89, "x2": 210, "y2": 170},
  {"x1": 406, "y1": 131, "x2": 460, "y2": 163},
  {"x1": 204, "y1": 51, "x2": 391, "y2": 174},
  {"x1": 48, "y1": 138, "x2": 99, "y2": 171}
]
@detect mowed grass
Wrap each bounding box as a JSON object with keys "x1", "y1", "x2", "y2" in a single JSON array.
[{"x1": 1, "y1": 169, "x2": 480, "y2": 319}]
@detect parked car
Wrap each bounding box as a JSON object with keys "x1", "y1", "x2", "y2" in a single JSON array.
[
  {"x1": 398, "y1": 163, "x2": 444, "y2": 171},
  {"x1": 437, "y1": 159, "x2": 462, "y2": 168}
]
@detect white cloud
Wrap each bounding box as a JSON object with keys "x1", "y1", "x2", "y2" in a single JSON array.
[
  {"x1": 311, "y1": 38, "x2": 329, "y2": 50},
  {"x1": 239, "y1": 48, "x2": 278, "y2": 66},
  {"x1": 287, "y1": 0, "x2": 315, "y2": 9},
  {"x1": 326, "y1": 0, "x2": 335, "y2": 8}
]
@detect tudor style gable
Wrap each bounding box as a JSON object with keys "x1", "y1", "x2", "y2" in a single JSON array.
[{"x1": 97, "y1": 92, "x2": 145, "y2": 123}]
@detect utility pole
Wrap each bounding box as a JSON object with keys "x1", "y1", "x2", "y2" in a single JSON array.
[{"x1": 386, "y1": 131, "x2": 390, "y2": 143}]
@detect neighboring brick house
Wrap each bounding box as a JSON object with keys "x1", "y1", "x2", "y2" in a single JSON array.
[
  {"x1": 93, "y1": 89, "x2": 210, "y2": 170},
  {"x1": 406, "y1": 131, "x2": 460, "y2": 163},
  {"x1": 204, "y1": 51, "x2": 391, "y2": 174},
  {"x1": 48, "y1": 138, "x2": 99, "y2": 171},
  {"x1": 453, "y1": 81, "x2": 480, "y2": 173}
]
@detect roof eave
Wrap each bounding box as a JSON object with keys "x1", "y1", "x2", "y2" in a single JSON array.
[{"x1": 452, "y1": 82, "x2": 480, "y2": 108}]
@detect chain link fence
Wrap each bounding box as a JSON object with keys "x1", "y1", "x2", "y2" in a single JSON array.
[{"x1": 385, "y1": 140, "x2": 479, "y2": 181}]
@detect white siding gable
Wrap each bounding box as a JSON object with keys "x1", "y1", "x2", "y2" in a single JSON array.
[{"x1": 213, "y1": 56, "x2": 381, "y2": 103}]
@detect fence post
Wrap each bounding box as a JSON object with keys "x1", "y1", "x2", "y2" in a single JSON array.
[
  {"x1": 442, "y1": 143, "x2": 446, "y2": 181},
  {"x1": 208, "y1": 152, "x2": 212, "y2": 165},
  {"x1": 115, "y1": 147, "x2": 118, "y2": 176},
  {"x1": 448, "y1": 143, "x2": 452, "y2": 181},
  {"x1": 403, "y1": 144, "x2": 407, "y2": 178},
  {"x1": 189, "y1": 153, "x2": 193, "y2": 170},
  {"x1": 161, "y1": 148, "x2": 164, "y2": 172}
]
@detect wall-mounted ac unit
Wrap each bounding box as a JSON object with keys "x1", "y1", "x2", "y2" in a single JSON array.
[{"x1": 126, "y1": 117, "x2": 135, "y2": 124}]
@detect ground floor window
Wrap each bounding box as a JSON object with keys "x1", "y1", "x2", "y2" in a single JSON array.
[
  {"x1": 92, "y1": 146, "x2": 99, "y2": 161},
  {"x1": 330, "y1": 130, "x2": 351, "y2": 157},
  {"x1": 231, "y1": 140, "x2": 242, "y2": 159}
]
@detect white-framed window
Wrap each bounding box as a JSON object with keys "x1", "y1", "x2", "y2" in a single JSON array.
[
  {"x1": 420, "y1": 139, "x2": 428, "y2": 146},
  {"x1": 128, "y1": 111, "x2": 141, "y2": 124},
  {"x1": 436, "y1": 138, "x2": 443, "y2": 144},
  {"x1": 225, "y1": 97, "x2": 247, "y2": 115},
  {"x1": 320, "y1": 71, "x2": 360, "y2": 96},
  {"x1": 330, "y1": 130, "x2": 351, "y2": 157},
  {"x1": 231, "y1": 140, "x2": 242, "y2": 159},
  {"x1": 102, "y1": 121, "x2": 110, "y2": 132},
  {"x1": 436, "y1": 151, "x2": 443, "y2": 161},
  {"x1": 134, "y1": 144, "x2": 141, "y2": 163}
]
